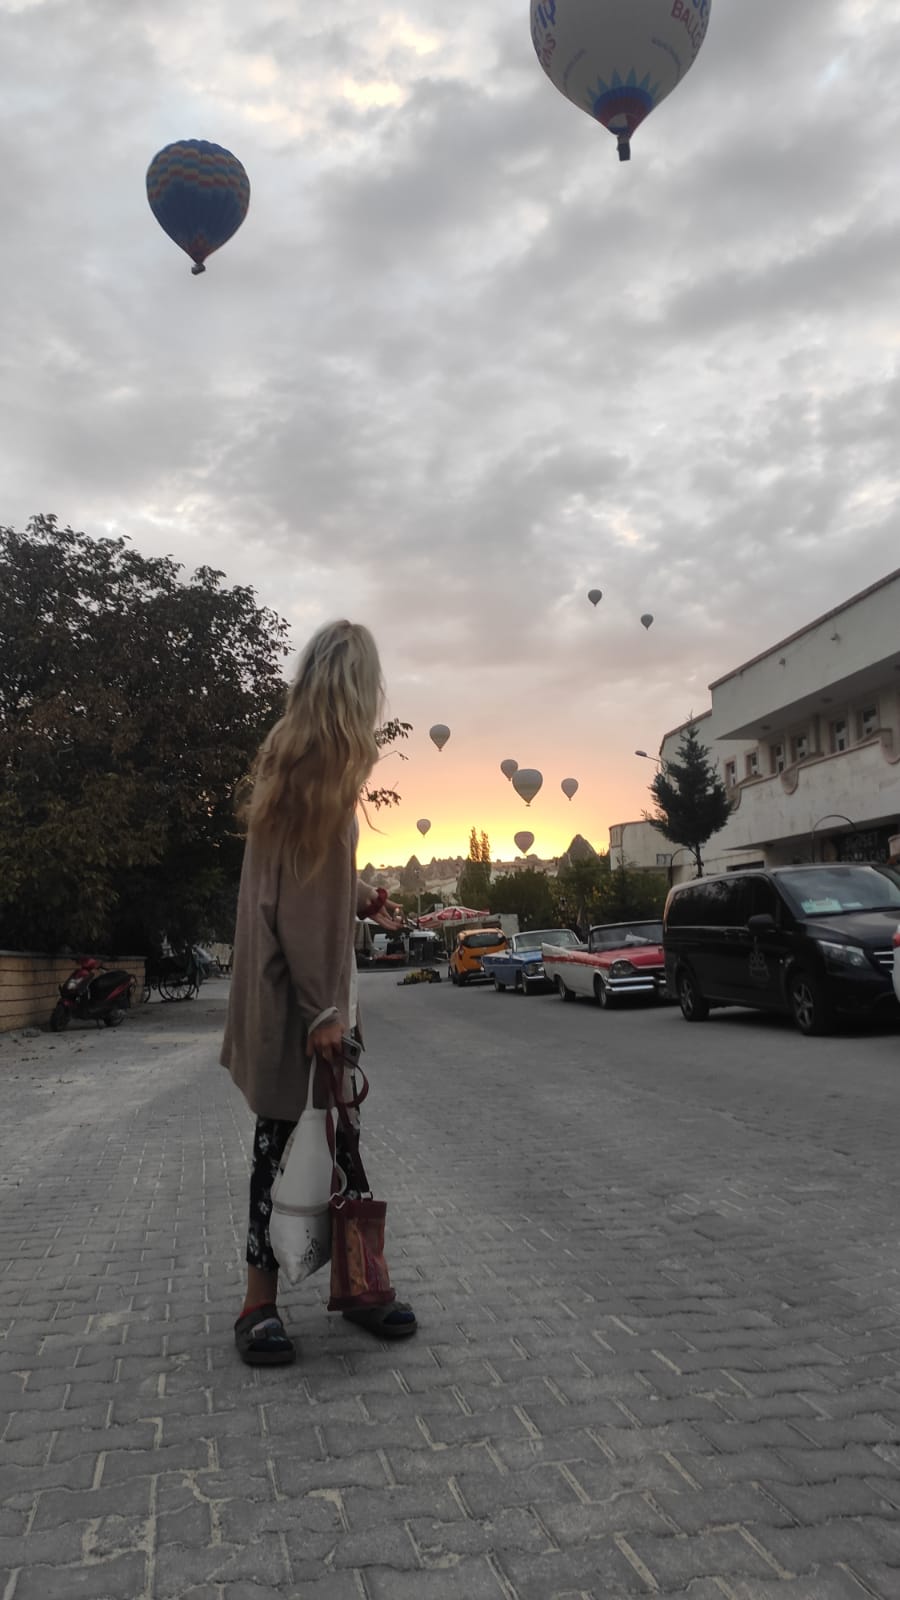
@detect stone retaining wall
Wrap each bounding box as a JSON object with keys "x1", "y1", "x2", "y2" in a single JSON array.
[{"x1": 0, "y1": 951, "x2": 146, "y2": 1032}]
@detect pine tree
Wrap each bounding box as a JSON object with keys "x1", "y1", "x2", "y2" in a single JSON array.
[{"x1": 647, "y1": 724, "x2": 731, "y2": 878}]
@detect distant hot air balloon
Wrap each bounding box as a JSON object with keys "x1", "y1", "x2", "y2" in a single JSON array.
[
  {"x1": 514, "y1": 831, "x2": 535, "y2": 855},
  {"x1": 500, "y1": 759, "x2": 519, "y2": 781},
  {"x1": 512, "y1": 768, "x2": 543, "y2": 806},
  {"x1": 429, "y1": 724, "x2": 451, "y2": 751},
  {"x1": 416, "y1": 819, "x2": 431, "y2": 837},
  {"x1": 561, "y1": 778, "x2": 579, "y2": 800},
  {"x1": 587, "y1": 589, "x2": 602, "y2": 606},
  {"x1": 641, "y1": 613, "x2": 654, "y2": 630},
  {"x1": 146, "y1": 140, "x2": 250, "y2": 274},
  {"x1": 530, "y1": 0, "x2": 712, "y2": 162}
]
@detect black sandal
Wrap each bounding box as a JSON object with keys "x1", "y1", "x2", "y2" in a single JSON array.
[
  {"x1": 234, "y1": 1303, "x2": 297, "y2": 1366},
  {"x1": 342, "y1": 1301, "x2": 418, "y2": 1340}
]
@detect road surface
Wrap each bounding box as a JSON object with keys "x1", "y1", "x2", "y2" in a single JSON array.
[{"x1": 1, "y1": 973, "x2": 899, "y2": 1598}]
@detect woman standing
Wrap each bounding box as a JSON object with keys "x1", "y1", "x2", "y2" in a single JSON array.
[{"x1": 222, "y1": 620, "x2": 417, "y2": 1365}]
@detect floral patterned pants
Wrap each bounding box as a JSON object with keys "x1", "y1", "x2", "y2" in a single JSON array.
[{"x1": 247, "y1": 1117, "x2": 296, "y2": 1273}]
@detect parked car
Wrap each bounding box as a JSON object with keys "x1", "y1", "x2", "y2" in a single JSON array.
[
  {"x1": 664, "y1": 864, "x2": 900, "y2": 1036},
  {"x1": 542, "y1": 921, "x2": 667, "y2": 1007},
  {"x1": 482, "y1": 928, "x2": 583, "y2": 994},
  {"x1": 449, "y1": 927, "x2": 508, "y2": 985},
  {"x1": 893, "y1": 924, "x2": 900, "y2": 1006}
]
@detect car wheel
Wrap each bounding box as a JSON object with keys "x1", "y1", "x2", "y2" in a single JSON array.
[
  {"x1": 450, "y1": 969, "x2": 458, "y2": 986},
  {"x1": 677, "y1": 968, "x2": 710, "y2": 1022},
  {"x1": 556, "y1": 975, "x2": 574, "y2": 1003},
  {"x1": 519, "y1": 976, "x2": 531, "y2": 996},
  {"x1": 788, "y1": 968, "x2": 835, "y2": 1036},
  {"x1": 492, "y1": 977, "x2": 506, "y2": 992},
  {"x1": 594, "y1": 975, "x2": 615, "y2": 1009}
]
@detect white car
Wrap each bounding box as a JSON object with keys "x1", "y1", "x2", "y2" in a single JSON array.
[{"x1": 893, "y1": 925, "x2": 900, "y2": 1005}]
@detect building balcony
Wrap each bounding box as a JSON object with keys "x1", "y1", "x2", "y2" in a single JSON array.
[{"x1": 722, "y1": 735, "x2": 900, "y2": 853}]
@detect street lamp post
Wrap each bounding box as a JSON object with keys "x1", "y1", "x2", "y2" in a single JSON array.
[
  {"x1": 667, "y1": 844, "x2": 694, "y2": 887},
  {"x1": 635, "y1": 750, "x2": 662, "y2": 767},
  {"x1": 809, "y1": 814, "x2": 856, "y2": 864}
]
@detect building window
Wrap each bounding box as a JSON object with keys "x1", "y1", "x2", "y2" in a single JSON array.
[
  {"x1": 771, "y1": 743, "x2": 785, "y2": 774},
  {"x1": 792, "y1": 732, "x2": 809, "y2": 763},
  {"x1": 830, "y1": 718, "x2": 848, "y2": 753},
  {"x1": 724, "y1": 759, "x2": 736, "y2": 787},
  {"x1": 745, "y1": 751, "x2": 759, "y2": 778},
  {"x1": 610, "y1": 827, "x2": 622, "y2": 848},
  {"x1": 655, "y1": 853, "x2": 672, "y2": 867},
  {"x1": 857, "y1": 704, "x2": 878, "y2": 740}
]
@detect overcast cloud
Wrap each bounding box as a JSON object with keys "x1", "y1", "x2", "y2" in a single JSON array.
[{"x1": 2, "y1": 0, "x2": 899, "y2": 860}]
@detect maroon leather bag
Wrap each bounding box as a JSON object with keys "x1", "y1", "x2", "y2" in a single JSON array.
[{"x1": 326, "y1": 1062, "x2": 396, "y2": 1313}]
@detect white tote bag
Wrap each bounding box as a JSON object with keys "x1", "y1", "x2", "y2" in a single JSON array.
[{"x1": 268, "y1": 1059, "x2": 338, "y2": 1284}]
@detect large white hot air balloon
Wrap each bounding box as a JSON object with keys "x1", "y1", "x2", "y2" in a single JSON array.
[
  {"x1": 514, "y1": 831, "x2": 535, "y2": 855},
  {"x1": 416, "y1": 819, "x2": 431, "y2": 837},
  {"x1": 429, "y1": 723, "x2": 450, "y2": 751},
  {"x1": 530, "y1": 0, "x2": 712, "y2": 162},
  {"x1": 587, "y1": 589, "x2": 602, "y2": 606},
  {"x1": 500, "y1": 758, "x2": 518, "y2": 781},
  {"x1": 512, "y1": 768, "x2": 543, "y2": 806},
  {"x1": 561, "y1": 778, "x2": 579, "y2": 800},
  {"x1": 640, "y1": 613, "x2": 654, "y2": 630}
]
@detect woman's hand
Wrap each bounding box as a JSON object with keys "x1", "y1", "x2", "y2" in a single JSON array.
[
  {"x1": 371, "y1": 898, "x2": 404, "y2": 930},
  {"x1": 307, "y1": 1018, "x2": 344, "y2": 1062}
]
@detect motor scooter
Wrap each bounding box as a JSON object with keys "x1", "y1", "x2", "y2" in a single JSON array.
[{"x1": 49, "y1": 958, "x2": 136, "y2": 1031}]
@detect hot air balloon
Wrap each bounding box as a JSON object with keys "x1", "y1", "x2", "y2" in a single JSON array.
[
  {"x1": 500, "y1": 759, "x2": 519, "y2": 781},
  {"x1": 429, "y1": 724, "x2": 450, "y2": 751},
  {"x1": 512, "y1": 768, "x2": 543, "y2": 806},
  {"x1": 146, "y1": 140, "x2": 250, "y2": 274},
  {"x1": 416, "y1": 819, "x2": 431, "y2": 837},
  {"x1": 530, "y1": 0, "x2": 712, "y2": 162},
  {"x1": 641, "y1": 613, "x2": 654, "y2": 630},
  {"x1": 514, "y1": 831, "x2": 535, "y2": 855},
  {"x1": 561, "y1": 778, "x2": 579, "y2": 800},
  {"x1": 587, "y1": 589, "x2": 602, "y2": 606}
]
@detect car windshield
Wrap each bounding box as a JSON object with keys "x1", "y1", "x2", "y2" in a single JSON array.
[
  {"x1": 591, "y1": 921, "x2": 664, "y2": 949},
  {"x1": 777, "y1": 866, "x2": 900, "y2": 917},
  {"x1": 516, "y1": 928, "x2": 580, "y2": 951},
  {"x1": 463, "y1": 931, "x2": 505, "y2": 949}
]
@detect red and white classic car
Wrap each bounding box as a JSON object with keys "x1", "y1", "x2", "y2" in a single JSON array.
[{"x1": 541, "y1": 920, "x2": 668, "y2": 1008}]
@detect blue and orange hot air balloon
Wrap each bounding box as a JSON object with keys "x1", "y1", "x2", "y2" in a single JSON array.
[
  {"x1": 530, "y1": 0, "x2": 712, "y2": 162},
  {"x1": 146, "y1": 139, "x2": 250, "y2": 275}
]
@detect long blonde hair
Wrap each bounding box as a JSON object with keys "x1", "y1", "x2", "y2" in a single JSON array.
[{"x1": 246, "y1": 620, "x2": 383, "y2": 877}]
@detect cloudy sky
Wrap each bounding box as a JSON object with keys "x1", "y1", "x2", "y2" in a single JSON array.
[{"x1": 3, "y1": 0, "x2": 900, "y2": 865}]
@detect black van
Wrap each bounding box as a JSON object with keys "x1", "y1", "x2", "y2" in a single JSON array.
[{"x1": 663, "y1": 864, "x2": 900, "y2": 1035}]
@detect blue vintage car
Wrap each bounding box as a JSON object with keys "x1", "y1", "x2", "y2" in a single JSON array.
[{"x1": 481, "y1": 927, "x2": 584, "y2": 994}]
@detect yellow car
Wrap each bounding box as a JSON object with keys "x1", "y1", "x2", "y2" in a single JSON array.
[{"x1": 449, "y1": 928, "x2": 508, "y2": 986}]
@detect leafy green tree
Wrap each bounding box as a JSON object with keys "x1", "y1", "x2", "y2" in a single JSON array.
[
  {"x1": 0, "y1": 515, "x2": 410, "y2": 954},
  {"x1": 490, "y1": 868, "x2": 556, "y2": 930},
  {"x1": 593, "y1": 864, "x2": 668, "y2": 923},
  {"x1": 456, "y1": 826, "x2": 492, "y2": 909},
  {"x1": 552, "y1": 855, "x2": 609, "y2": 935},
  {"x1": 647, "y1": 723, "x2": 731, "y2": 878}
]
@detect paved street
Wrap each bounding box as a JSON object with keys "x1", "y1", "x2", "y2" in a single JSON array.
[{"x1": 2, "y1": 974, "x2": 900, "y2": 1599}]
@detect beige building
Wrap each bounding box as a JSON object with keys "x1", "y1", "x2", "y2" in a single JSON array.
[{"x1": 611, "y1": 568, "x2": 900, "y2": 881}]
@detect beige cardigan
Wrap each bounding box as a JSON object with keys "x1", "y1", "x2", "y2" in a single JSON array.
[{"x1": 221, "y1": 817, "x2": 374, "y2": 1122}]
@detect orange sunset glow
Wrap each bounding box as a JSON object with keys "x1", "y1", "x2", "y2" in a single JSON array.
[{"x1": 359, "y1": 723, "x2": 661, "y2": 868}]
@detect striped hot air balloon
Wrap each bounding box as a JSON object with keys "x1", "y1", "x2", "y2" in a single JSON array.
[{"x1": 146, "y1": 140, "x2": 250, "y2": 275}]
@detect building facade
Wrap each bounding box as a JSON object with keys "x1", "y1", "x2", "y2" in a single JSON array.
[{"x1": 610, "y1": 568, "x2": 900, "y2": 881}]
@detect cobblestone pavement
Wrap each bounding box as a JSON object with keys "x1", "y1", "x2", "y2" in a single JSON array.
[{"x1": 2, "y1": 974, "x2": 900, "y2": 1599}]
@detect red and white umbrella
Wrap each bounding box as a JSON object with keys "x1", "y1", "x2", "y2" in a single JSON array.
[{"x1": 416, "y1": 906, "x2": 490, "y2": 927}]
